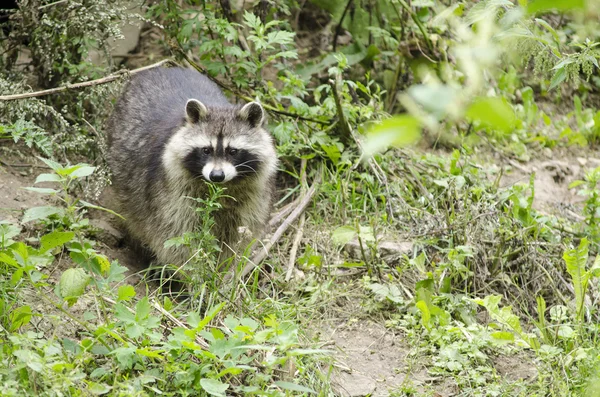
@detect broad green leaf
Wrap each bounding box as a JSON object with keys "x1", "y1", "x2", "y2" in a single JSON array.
[
  {"x1": 92, "y1": 254, "x2": 111, "y2": 275},
  {"x1": 527, "y1": 0, "x2": 585, "y2": 13},
  {"x1": 34, "y1": 173, "x2": 62, "y2": 184},
  {"x1": 117, "y1": 285, "x2": 136, "y2": 302},
  {"x1": 88, "y1": 382, "x2": 112, "y2": 395},
  {"x1": 0, "y1": 222, "x2": 21, "y2": 246},
  {"x1": 274, "y1": 381, "x2": 316, "y2": 393},
  {"x1": 40, "y1": 231, "x2": 75, "y2": 253},
  {"x1": 200, "y1": 378, "x2": 229, "y2": 396},
  {"x1": 60, "y1": 268, "x2": 91, "y2": 306},
  {"x1": 466, "y1": 97, "x2": 516, "y2": 133},
  {"x1": 363, "y1": 115, "x2": 421, "y2": 156},
  {"x1": 69, "y1": 166, "x2": 96, "y2": 179},
  {"x1": 22, "y1": 206, "x2": 64, "y2": 223},
  {"x1": 135, "y1": 297, "x2": 151, "y2": 320},
  {"x1": 23, "y1": 187, "x2": 58, "y2": 195},
  {"x1": 10, "y1": 306, "x2": 32, "y2": 331},
  {"x1": 331, "y1": 225, "x2": 357, "y2": 245}
]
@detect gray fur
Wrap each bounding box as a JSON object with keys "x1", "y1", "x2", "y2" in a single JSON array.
[{"x1": 106, "y1": 67, "x2": 278, "y2": 265}]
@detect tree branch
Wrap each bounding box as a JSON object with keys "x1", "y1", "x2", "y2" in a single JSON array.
[{"x1": 0, "y1": 59, "x2": 178, "y2": 101}]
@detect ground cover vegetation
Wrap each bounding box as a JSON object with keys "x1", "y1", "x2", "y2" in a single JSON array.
[{"x1": 1, "y1": 0, "x2": 600, "y2": 395}]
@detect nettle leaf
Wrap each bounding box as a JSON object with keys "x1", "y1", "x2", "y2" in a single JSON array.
[
  {"x1": 331, "y1": 225, "x2": 357, "y2": 246},
  {"x1": 22, "y1": 206, "x2": 64, "y2": 223},
  {"x1": 549, "y1": 67, "x2": 567, "y2": 90},
  {"x1": 363, "y1": 115, "x2": 421, "y2": 157},
  {"x1": 527, "y1": 0, "x2": 585, "y2": 13},
  {"x1": 40, "y1": 231, "x2": 75, "y2": 254},
  {"x1": 60, "y1": 268, "x2": 91, "y2": 306},
  {"x1": 200, "y1": 378, "x2": 229, "y2": 396},
  {"x1": 466, "y1": 96, "x2": 516, "y2": 134}
]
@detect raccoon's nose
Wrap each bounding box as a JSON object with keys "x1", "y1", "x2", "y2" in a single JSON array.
[{"x1": 209, "y1": 169, "x2": 225, "y2": 182}]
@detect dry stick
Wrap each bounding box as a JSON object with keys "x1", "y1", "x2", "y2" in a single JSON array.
[
  {"x1": 239, "y1": 172, "x2": 321, "y2": 278},
  {"x1": 285, "y1": 159, "x2": 308, "y2": 281},
  {"x1": 0, "y1": 59, "x2": 177, "y2": 101},
  {"x1": 285, "y1": 214, "x2": 305, "y2": 282},
  {"x1": 268, "y1": 198, "x2": 299, "y2": 228}
]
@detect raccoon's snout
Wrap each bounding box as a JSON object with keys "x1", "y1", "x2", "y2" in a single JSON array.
[
  {"x1": 209, "y1": 169, "x2": 225, "y2": 182},
  {"x1": 201, "y1": 162, "x2": 237, "y2": 183}
]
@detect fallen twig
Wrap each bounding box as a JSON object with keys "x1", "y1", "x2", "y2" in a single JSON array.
[
  {"x1": 239, "y1": 170, "x2": 321, "y2": 278},
  {"x1": 0, "y1": 59, "x2": 177, "y2": 101},
  {"x1": 268, "y1": 198, "x2": 299, "y2": 228},
  {"x1": 285, "y1": 159, "x2": 308, "y2": 281}
]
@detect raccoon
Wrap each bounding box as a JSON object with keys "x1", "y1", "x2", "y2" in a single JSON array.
[{"x1": 106, "y1": 67, "x2": 278, "y2": 266}]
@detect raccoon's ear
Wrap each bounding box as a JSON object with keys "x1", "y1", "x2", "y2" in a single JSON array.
[
  {"x1": 238, "y1": 102, "x2": 265, "y2": 128},
  {"x1": 186, "y1": 99, "x2": 208, "y2": 124}
]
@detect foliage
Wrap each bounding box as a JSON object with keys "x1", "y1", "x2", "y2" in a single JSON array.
[{"x1": 2, "y1": 0, "x2": 600, "y2": 395}]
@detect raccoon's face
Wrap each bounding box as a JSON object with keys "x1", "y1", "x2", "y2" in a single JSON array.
[{"x1": 163, "y1": 100, "x2": 276, "y2": 184}]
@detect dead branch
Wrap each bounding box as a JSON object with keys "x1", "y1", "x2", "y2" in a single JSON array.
[
  {"x1": 285, "y1": 158, "x2": 308, "y2": 281},
  {"x1": 0, "y1": 59, "x2": 177, "y2": 101}
]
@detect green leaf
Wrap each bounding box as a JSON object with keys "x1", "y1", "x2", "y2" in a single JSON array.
[
  {"x1": 491, "y1": 331, "x2": 515, "y2": 341},
  {"x1": 527, "y1": 0, "x2": 585, "y2": 13},
  {"x1": 10, "y1": 306, "x2": 32, "y2": 331},
  {"x1": 34, "y1": 173, "x2": 62, "y2": 184},
  {"x1": 36, "y1": 156, "x2": 62, "y2": 172},
  {"x1": 60, "y1": 268, "x2": 91, "y2": 306},
  {"x1": 363, "y1": 115, "x2": 421, "y2": 156},
  {"x1": 195, "y1": 303, "x2": 226, "y2": 332},
  {"x1": 87, "y1": 382, "x2": 112, "y2": 395},
  {"x1": 466, "y1": 96, "x2": 516, "y2": 134},
  {"x1": 22, "y1": 206, "x2": 64, "y2": 223},
  {"x1": 274, "y1": 381, "x2": 316, "y2": 393},
  {"x1": 117, "y1": 285, "x2": 136, "y2": 302},
  {"x1": 40, "y1": 231, "x2": 75, "y2": 253},
  {"x1": 331, "y1": 225, "x2": 357, "y2": 245},
  {"x1": 415, "y1": 300, "x2": 431, "y2": 329},
  {"x1": 68, "y1": 165, "x2": 96, "y2": 179},
  {"x1": 200, "y1": 378, "x2": 229, "y2": 396},
  {"x1": 23, "y1": 187, "x2": 58, "y2": 195},
  {"x1": 549, "y1": 67, "x2": 567, "y2": 90},
  {"x1": 563, "y1": 238, "x2": 590, "y2": 320},
  {"x1": 135, "y1": 297, "x2": 151, "y2": 320}
]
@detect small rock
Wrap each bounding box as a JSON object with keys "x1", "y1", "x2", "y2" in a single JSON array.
[{"x1": 577, "y1": 157, "x2": 588, "y2": 166}]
